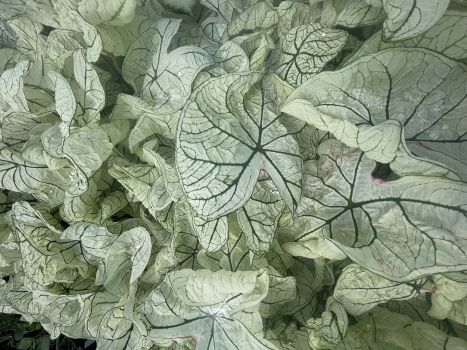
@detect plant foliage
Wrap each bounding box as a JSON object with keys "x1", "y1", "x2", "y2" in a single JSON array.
[{"x1": 0, "y1": 0, "x2": 466, "y2": 349}]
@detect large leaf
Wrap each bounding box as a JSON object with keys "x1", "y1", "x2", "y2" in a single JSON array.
[
  {"x1": 294, "y1": 140, "x2": 467, "y2": 281},
  {"x1": 176, "y1": 73, "x2": 302, "y2": 220},
  {"x1": 139, "y1": 268, "x2": 276, "y2": 349},
  {"x1": 282, "y1": 49, "x2": 467, "y2": 177},
  {"x1": 334, "y1": 307, "x2": 467, "y2": 349}
]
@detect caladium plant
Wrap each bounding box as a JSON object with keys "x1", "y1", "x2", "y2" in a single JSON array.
[{"x1": 0, "y1": 0, "x2": 466, "y2": 349}]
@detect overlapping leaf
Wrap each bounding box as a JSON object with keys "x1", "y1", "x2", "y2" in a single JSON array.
[
  {"x1": 294, "y1": 140, "x2": 467, "y2": 281},
  {"x1": 176, "y1": 73, "x2": 302, "y2": 220}
]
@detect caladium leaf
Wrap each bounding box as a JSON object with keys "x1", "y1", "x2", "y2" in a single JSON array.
[
  {"x1": 73, "y1": 51, "x2": 105, "y2": 125},
  {"x1": 346, "y1": 11, "x2": 467, "y2": 63},
  {"x1": 109, "y1": 161, "x2": 171, "y2": 215},
  {"x1": 61, "y1": 222, "x2": 117, "y2": 266},
  {"x1": 334, "y1": 264, "x2": 423, "y2": 316},
  {"x1": 306, "y1": 297, "x2": 348, "y2": 349},
  {"x1": 428, "y1": 274, "x2": 467, "y2": 325},
  {"x1": 7, "y1": 202, "x2": 86, "y2": 285},
  {"x1": 141, "y1": 18, "x2": 213, "y2": 112},
  {"x1": 200, "y1": 0, "x2": 236, "y2": 43},
  {"x1": 0, "y1": 143, "x2": 67, "y2": 205},
  {"x1": 139, "y1": 268, "x2": 276, "y2": 349},
  {"x1": 0, "y1": 19, "x2": 17, "y2": 48},
  {"x1": 282, "y1": 49, "x2": 467, "y2": 172},
  {"x1": 176, "y1": 73, "x2": 302, "y2": 220},
  {"x1": 226, "y1": 2, "x2": 279, "y2": 39},
  {"x1": 77, "y1": 0, "x2": 137, "y2": 27},
  {"x1": 197, "y1": 215, "x2": 252, "y2": 272},
  {"x1": 259, "y1": 269, "x2": 296, "y2": 318},
  {"x1": 0, "y1": 60, "x2": 29, "y2": 115},
  {"x1": 237, "y1": 179, "x2": 284, "y2": 253},
  {"x1": 382, "y1": 0, "x2": 450, "y2": 41},
  {"x1": 295, "y1": 140, "x2": 467, "y2": 281},
  {"x1": 49, "y1": 70, "x2": 76, "y2": 137},
  {"x1": 273, "y1": 24, "x2": 348, "y2": 87},
  {"x1": 321, "y1": 0, "x2": 385, "y2": 28},
  {"x1": 110, "y1": 94, "x2": 178, "y2": 140},
  {"x1": 190, "y1": 213, "x2": 229, "y2": 252},
  {"x1": 103, "y1": 226, "x2": 151, "y2": 296},
  {"x1": 335, "y1": 307, "x2": 467, "y2": 349}
]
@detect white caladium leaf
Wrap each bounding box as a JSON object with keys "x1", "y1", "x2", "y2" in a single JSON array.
[
  {"x1": 321, "y1": 0, "x2": 385, "y2": 28},
  {"x1": 97, "y1": 14, "x2": 145, "y2": 57},
  {"x1": 307, "y1": 297, "x2": 348, "y2": 349},
  {"x1": 30, "y1": 291, "x2": 87, "y2": 327},
  {"x1": 140, "y1": 268, "x2": 277, "y2": 349},
  {"x1": 0, "y1": 60, "x2": 29, "y2": 115},
  {"x1": 295, "y1": 140, "x2": 467, "y2": 281},
  {"x1": 177, "y1": 73, "x2": 302, "y2": 220},
  {"x1": 259, "y1": 269, "x2": 296, "y2": 318},
  {"x1": 61, "y1": 222, "x2": 117, "y2": 266},
  {"x1": 282, "y1": 49, "x2": 467, "y2": 169},
  {"x1": 41, "y1": 124, "x2": 114, "y2": 203},
  {"x1": 142, "y1": 19, "x2": 213, "y2": 113},
  {"x1": 226, "y1": 2, "x2": 279, "y2": 39},
  {"x1": 237, "y1": 179, "x2": 284, "y2": 253},
  {"x1": 103, "y1": 227, "x2": 151, "y2": 296},
  {"x1": 382, "y1": 0, "x2": 450, "y2": 41},
  {"x1": 190, "y1": 213, "x2": 229, "y2": 252},
  {"x1": 282, "y1": 225, "x2": 347, "y2": 261},
  {"x1": 111, "y1": 94, "x2": 177, "y2": 140},
  {"x1": 109, "y1": 160, "x2": 170, "y2": 214},
  {"x1": 334, "y1": 264, "x2": 423, "y2": 316},
  {"x1": 0, "y1": 48, "x2": 22, "y2": 72},
  {"x1": 1, "y1": 111, "x2": 55, "y2": 150},
  {"x1": 73, "y1": 51, "x2": 105, "y2": 125},
  {"x1": 347, "y1": 11, "x2": 467, "y2": 63},
  {"x1": 143, "y1": 147, "x2": 183, "y2": 202},
  {"x1": 0, "y1": 0, "x2": 59, "y2": 27},
  {"x1": 0, "y1": 143, "x2": 67, "y2": 205},
  {"x1": 0, "y1": 19, "x2": 16, "y2": 48},
  {"x1": 276, "y1": 1, "x2": 320, "y2": 41},
  {"x1": 197, "y1": 216, "x2": 253, "y2": 272},
  {"x1": 49, "y1": 71, "x2": 76, "y2": 137},
  {"x1": 77, "y1": 0, "x2": 137, "y2": 27},
  {"x1": 52, "y1": 0, "x2": 103, "y2": 62},
  {"x1": 428, "y1": 274, "x2": 467, "y2": 325},
  {"x1": 7, "y1": 202, "x2": 86, "y2": 285},
  {"x1": 274, "y1": 24, "x2": 348, "y2": 87},
  {"x1": 200, "y1": 0, "x2": 236, "y2": 43},
  {"x1": 212, "y1": 41, "x2": 250, "y2": 74},
  {"x1": 122, "y1": 18, "x2": 165, "y2": 94},
  {"x1": 336, "y1": 307, "x2": 467, "y2": 349}
]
